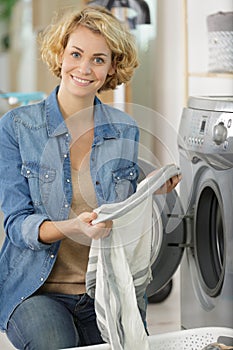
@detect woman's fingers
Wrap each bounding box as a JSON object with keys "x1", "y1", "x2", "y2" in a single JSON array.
[{"x1": 156, "y1": 174, "x2": 182, "y2": 194}]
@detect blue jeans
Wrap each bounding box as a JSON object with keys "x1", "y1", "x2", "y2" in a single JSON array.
[{"x1": 6, "y1": 293, "x2": 104, "y2": 350}]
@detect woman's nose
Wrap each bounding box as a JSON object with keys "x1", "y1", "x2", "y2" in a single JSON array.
[{"x1": 77, "y1": 59, "x2": 91, "y2": 75}]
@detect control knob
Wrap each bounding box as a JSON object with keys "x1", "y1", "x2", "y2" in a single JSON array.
[{"x1": 212, "y1": 122, "x2": 228, "y2": 145}]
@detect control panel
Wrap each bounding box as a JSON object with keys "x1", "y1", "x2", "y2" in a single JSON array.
[{"x1": 178, "y1": 98, "x2": 233, "y2": 168}]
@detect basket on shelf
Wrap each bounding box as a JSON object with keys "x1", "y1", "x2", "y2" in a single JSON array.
[{"x1": 207, "y1": 11, "x2": 233, "y2": 73}]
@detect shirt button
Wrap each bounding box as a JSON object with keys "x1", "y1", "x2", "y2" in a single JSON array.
[
  {"x1": 40, "y1": 277, "x2": 44, "y2": 282},
  {"x1": 64, "y1": 154, "x2": 68, "y2": 158},
  {"x1": 21, "y1": 296, "x2": 24, "y2": 300},
  {"x1": 50, "y1": 254, "x2": 55, "y2": 259},
  {"x1": 65, "y1": 204, "x2": 69, "y2": 208},
  {"x1": 45, "y1": 174, "x2": 49, "y2": 179},
  {"x1": 26, "y1": 170, "x2": 30, "y2": 174},
  {"x1": 130, "y1": 172, "x2": 133, "y2": 176},
  {"x1": 66, "y1": 179, "x2": 70, "y2": 183},
  {"x1": 96, "y1": 181, "x2": 100, "y2": 185}
]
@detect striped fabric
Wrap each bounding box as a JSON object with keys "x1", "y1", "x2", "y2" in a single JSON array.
[{"x1": 86, "y1": 164, "x2": 181, "y2": 350}]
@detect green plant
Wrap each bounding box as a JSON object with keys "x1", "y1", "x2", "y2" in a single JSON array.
[
  {"x1": 0, "y1": 0, "x2": 19, "y2": 21},
  {"x1": 0, "y1": 0, "x2": 19, "y2": 50}
]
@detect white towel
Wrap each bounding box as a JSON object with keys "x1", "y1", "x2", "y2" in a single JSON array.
[{"x1": 86, "y1": 164, "x2": 181, "y2": 350}]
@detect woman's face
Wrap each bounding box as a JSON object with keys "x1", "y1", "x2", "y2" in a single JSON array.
[{"x1": 59, "y1": 25, "x2": 115, "y2": 100}]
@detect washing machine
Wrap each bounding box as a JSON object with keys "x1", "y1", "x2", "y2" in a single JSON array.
[
  {"x1": 141, "y1": 96, "x2": 233, "y2": 330},
  {"x1": 178, "y1": 96, "x2": 233, "y2": 329}
]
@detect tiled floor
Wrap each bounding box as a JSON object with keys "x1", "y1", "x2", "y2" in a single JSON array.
[
  {"x1": 147, "y1": 269, "x2": 181, "y2": 335},
  {"x1": 0, "y1": 271, "x2": 181, "y2": 349}
]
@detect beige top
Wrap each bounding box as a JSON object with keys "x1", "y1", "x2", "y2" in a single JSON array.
[{"x1": 40, "y1": 166, "x2": 97, "y2": 295}]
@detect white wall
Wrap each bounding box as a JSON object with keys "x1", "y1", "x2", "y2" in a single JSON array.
[{"x1": 132, "y1": 0, "x2": 185, "y2": 167}]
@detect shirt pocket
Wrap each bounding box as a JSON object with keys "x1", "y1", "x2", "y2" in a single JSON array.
[
  {"x1": 21, "y1": 162, "x2": 56, "y2": 207},
  {"x1": 112, "y1": 164, "x2": 138, "y2": 201}
]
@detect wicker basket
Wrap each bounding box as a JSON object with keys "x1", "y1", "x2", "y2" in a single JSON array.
[
  {"x1": 64, "y1": 327, "x2": 233, "y2": 350},
  {"x1": 207, "y1": 12, "x2": 233, "y2": 73}
]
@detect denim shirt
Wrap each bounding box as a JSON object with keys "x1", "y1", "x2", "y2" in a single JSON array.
[{"x1": 0, "y1": 86, "x2": 139, "y2": 331}]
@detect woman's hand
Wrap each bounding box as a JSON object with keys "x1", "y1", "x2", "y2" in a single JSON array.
[
  {"x1": 39, "y1": 212, "x2": 112, "y2": 244},
  {"x1": 155, "y1": 173, "x2": 182, "y2": 194},
  {"x1": 77, "y1": 211, "x2": 112, "y2": 240},
  {"x1": 146, "y1": 168, "x2": 182, "y2": 195}
]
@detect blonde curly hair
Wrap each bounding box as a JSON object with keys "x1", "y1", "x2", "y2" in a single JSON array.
[{"x1": 39, "y1": 6, "x2": 139, "y2": 92}]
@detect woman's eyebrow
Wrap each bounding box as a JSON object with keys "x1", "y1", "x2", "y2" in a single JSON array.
[
  {"x1": 72, "y1": 46, "x2": 109, "y2": 57},
  {"x1": 72, "y1": 46, "x2": 84, "y2": 52}
]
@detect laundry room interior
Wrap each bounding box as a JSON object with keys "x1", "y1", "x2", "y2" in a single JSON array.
[{"x1": 0, "y1": 0, "x2": 233, "y2": 349}]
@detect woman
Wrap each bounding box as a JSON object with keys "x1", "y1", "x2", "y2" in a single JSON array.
[{"x1": 0, "y1": 6, "x2": 180, "y2": 350}]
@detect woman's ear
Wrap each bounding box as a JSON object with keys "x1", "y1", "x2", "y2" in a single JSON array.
[
  {"x1": 108, "y1": 63, "x2": 115, "y2": 76},
  {"x1": 58, "y1": 52, "x2": 64, "y2": 65}
]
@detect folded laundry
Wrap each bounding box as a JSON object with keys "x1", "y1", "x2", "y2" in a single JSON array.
[{"x1": 86, "y1": 164, "x2": 181, "y2": 350}]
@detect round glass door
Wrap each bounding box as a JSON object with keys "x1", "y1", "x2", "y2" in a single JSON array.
[{"x1": 194, "y1": 181, "x2": 225, "y2": 297}]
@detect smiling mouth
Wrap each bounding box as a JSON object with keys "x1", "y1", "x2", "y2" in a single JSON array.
[{"x1": 72, "y1": 75, "x2": 93, "y2": 85}]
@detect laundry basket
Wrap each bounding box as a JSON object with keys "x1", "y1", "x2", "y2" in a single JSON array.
[{"x1": 63, "y1": 327, "x2": 233, "y2": 350}]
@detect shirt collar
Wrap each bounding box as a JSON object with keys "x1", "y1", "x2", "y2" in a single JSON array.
[
  {"x1": 93, "y1": 96, "x2": 120, "y2": 142},
  {"x1": 45, "y1": 86, "x2": 67, "y2": 137},
  {"x1": 45, "y1": 86, "x2": 120, "y2": 140}
]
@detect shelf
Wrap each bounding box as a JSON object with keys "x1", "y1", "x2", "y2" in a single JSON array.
[
  {"x1": 183, "y1": 0, "x2": 233, "y2": 105},
  {"x1": 188, "y1": 72, "x2": 233, "y2": 79}
]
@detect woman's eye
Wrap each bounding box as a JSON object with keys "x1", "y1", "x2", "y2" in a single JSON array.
[
  {"x1": 94, "y1": 57, "x2": 104, "y2": 64},
  {"x1": 71, "y1": 52, "x2": 80, "y2": 58}
]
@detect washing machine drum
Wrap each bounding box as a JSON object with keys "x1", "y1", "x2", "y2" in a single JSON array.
[
  {"x1": 194, "y1": 180, "x2": 226, "y2": 297},
  {"x1": 138, "y1": 159, "x2": 186, "y2": 296}
]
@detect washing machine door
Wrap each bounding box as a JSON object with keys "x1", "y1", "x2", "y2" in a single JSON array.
[
  {"x1": 138, "y1": 159, "x2": 186, "y2": 297},
  {"x1": 193, "y1": 178, "x2": 226, "y2": 300}
]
